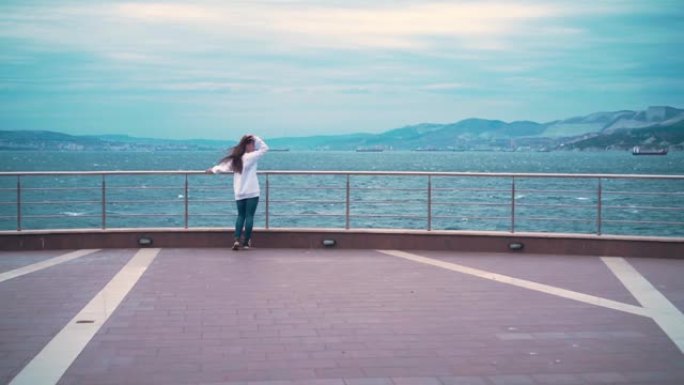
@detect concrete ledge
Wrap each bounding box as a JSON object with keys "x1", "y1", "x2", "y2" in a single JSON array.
[{"x1": 1, "y1": 228, "x2": 682, "y2": 258}]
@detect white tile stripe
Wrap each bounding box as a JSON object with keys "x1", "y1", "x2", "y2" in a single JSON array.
[
  {"x1": 0, "y1": 249, "x2": 101, "y2": 283},
  {"x1": 601, "y1": 256, "x2": 684, "y2": 354},
  {"x1": 8, "y1": 248, "x2": 161, "y2": 385},
  {"x1": 377, "y1": 250, "x2": 651, "y2": 318}
]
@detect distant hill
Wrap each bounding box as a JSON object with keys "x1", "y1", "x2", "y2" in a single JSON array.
[
  {"x1": 1, "y1": 105, "x2": 682, "y2": 151},
  {"x1": 267, "y1": 133, "x2": 374, "y2": 151},
  {"x1": 561, "y1": 120, "x2": 684, "y2": 151},
  {"x1": 0, "y1": 130, "x2": 107, "y2": 150},
  {"x1": 271, "y1": 105, "x2": 683, "y2": 151},
  {"x1": 541, "y1": 106, "x2": 684, "y2": 138},
  {"x1": 87, "y1": 134, "x2": 236, "y2": 148},
  {"x1": 0, "y1": 131, "x2": 235, "y2": 151}
]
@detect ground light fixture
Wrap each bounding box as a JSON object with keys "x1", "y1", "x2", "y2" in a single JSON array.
[
  {"x1": 138, "y1": 236, "x2": 153, "y2": 247},
  {"x1": 322, "y1": 239, "x2": 336, "y2": 247},
  {"x1": 508, "y1": 242, "x2": 524, "y2": 251}
]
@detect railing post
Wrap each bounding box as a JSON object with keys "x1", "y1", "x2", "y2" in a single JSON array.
[
  {"x1": 427, "y1": 175, "x2": 432, "y2": 231},
  {"x1": 510, "y1": 176, "x2": 516, "y2": 233},
  {"x1": 184, "y1": 174, "x2": 189, "y2": 229},
  {"x1": 16, "y1": 175, "x2": 21, "y2": 231},
  {"x1": 101, "y1": 174, "x2": 106, "y2": 229},
  {"x1": 345, "y1": 174, "x2": 350, "y2": 230},
  {"x1": 265, "y1": 174, "x2": 270, "y2": 229},
  {"x1": 597, "y1": 177, "x2": 602, "y2": 235}
]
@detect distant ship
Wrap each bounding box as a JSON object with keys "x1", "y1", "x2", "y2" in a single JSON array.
[
  {"x1": 356, "y1": 147, "x2": 384, "y2": 152},
  {"x1": 632, "y1": 146, "x2": 668, "y2": 156}
]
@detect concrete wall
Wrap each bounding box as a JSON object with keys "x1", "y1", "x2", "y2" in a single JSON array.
[{"x1": 1, "y1": 228, "x2": 682, "y2": 258}]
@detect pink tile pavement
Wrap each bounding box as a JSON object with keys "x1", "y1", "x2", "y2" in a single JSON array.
[
  {"x1": 0, "y1": 249, "x2": 136, "y2": 384},
  {"x1": 0, "y1": 250, "x2": 73, "y2": 274},
  {"x1": 626, "y1": 257, "x2": 684, "y2": 313},
  {"x1": 1, "y1": 248, "x2": 683, "y2": 385}
]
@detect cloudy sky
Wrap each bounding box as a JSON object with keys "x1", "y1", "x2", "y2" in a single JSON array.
[{"x1": 1, "y1": 0, "x2": 683, "y2": 140}]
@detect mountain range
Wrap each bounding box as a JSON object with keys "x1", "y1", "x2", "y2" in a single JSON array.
[{"x1": 1, "y1": 106, "x2": 683, "y2": 152}]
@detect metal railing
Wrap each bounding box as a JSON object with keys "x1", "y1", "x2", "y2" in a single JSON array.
[{"x1": 1, "y1": 170, "x2": 683, "y2": 237}]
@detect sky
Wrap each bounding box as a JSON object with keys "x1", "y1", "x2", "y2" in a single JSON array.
[{"x1": 1, "y1": 1, "x2": 683, "y2": 140}]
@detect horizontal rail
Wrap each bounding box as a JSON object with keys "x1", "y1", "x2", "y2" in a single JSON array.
[
  {"x1": 516, "y1": 203, "x2": 595, "y2": 209},
  {"x1": 269, "y1": 213, "x2": 344, "y2": 218},
  {"x1": 517, "y1": 216, "x2": 594, "y2": 223},
  {"x1": 432, "y1": 215, "x2": 510, "y2": 221},
  {"x1": 432, "y1": 215, "x2": 593, "y2": 223},
  {"x1": 269, "y1": 200, "x2": 345, "y2": 204},
  {"x1": 432, "y1": 187, "x2": 511, "y2": 192},
  {"x1": 516, "y1": 188, "x2": 595, "y2": 194},
  {"x1": 190, "y1": 214, "x2": 237, "y2": 217},
  {"x1": 604, "y1": 190, "x2": 684, "y2": 197},
  {"x1": 16, "y1": 200, "x2": 101, "y2": 205},
  {"x1": 19, "y1": 214, "x2": 100, "y2": 219},
  {"x1": 604, "y1": 219, "x2": 684, "y2": 226},
  {"x1": 107, "y1": 214, "x2": 183, "y2": 218},
  {"x1": 432, "y1": 201, "x2": 508, "y2": 207},
  {"x1": 351, "y1": 199, "x2": 427, "y2": 204},
  {"x1": 266, "y1": 186, "x2": 345, "y2": 190},
  {"x1": 352, "y1": 187, "x2": 426, "y2": 192},
  {"x1": 604, "y1": 205, "x2": 684, "y2": 211},
  {"x1": 108, "y1": 199, "x2": 182, "y2": 204},
  {"x1": 2, "y1": 170, "x2": 684, "y2": 180},
  {"x1": 17, "y1": 186, "x2": 101, "y2": 191},
  {"x1": 107, "y1": 186, "x2": 183, "y2": 190},
  {"x1": 351, "y1": 214, "x2": 426, "y2": 219}
]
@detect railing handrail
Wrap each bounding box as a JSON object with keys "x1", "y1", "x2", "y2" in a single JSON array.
[
  {"x1": 2, "y1": 170, "x2": 683, "y2": 236},
  {"x1": 1, "y1": 170, "x2": 684, "y2": 180}
]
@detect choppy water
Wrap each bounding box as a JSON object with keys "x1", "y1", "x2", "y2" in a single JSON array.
[
  {"x1": 3, "y1": 150, "x2": 683, "y2": 174},
  {"x1": 1, "y1": 150, "x2": 683, "y2": 236}
]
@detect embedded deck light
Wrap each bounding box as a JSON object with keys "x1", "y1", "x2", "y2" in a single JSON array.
[
  {"x1": 322, "y1": 239, "x2": 336, "y2": 247},
  {"x1": 138, "y1": 236, "x2": 153, "y2": 246},
  {"x1": 508, "y1": 242, "x2": 524, "y2": 251}
]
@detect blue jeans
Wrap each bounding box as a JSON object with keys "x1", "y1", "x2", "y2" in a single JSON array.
[{"x1": 235, "y1": 197, "x2": 259, "y2": 243}]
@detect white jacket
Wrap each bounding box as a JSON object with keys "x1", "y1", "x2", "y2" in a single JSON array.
[{"x1": 210, "y1": 136, "x2": 269, "y2": 200}]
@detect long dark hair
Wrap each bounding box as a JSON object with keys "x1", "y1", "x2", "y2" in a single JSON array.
[{"x1": 219, "y1": 135, "x2": 254, "y2": 174}]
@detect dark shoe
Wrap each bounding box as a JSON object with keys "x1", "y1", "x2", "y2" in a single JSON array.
[
  {"x1": 232, "y1": 240, "x2": 240, "y2": 251},
  {"x1": 242, "y1": 239, "x2": 251, "y2": 250}
]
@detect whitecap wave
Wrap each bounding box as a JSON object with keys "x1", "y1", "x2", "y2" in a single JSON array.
[{"x1": 62, "y1": 211, "x2": 86, "y2": 217}]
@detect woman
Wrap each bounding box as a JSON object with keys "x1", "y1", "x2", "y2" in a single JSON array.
[{"x1": 206, "y1": 134, "x2": 269, "y2": 250}]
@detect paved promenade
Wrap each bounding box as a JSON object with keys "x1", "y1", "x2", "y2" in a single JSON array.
[{"x1": 1, "y1": 247, "x2": 683, "y2": 385}]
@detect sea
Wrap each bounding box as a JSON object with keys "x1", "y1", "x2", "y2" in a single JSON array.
[{"x1": 1, "y1": 150, "x2": 683, "y2": 236}]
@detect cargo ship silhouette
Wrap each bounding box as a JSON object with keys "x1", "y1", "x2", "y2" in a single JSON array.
[{"x1": 632, "y1": 146, "x2": 668, "y2": 155}]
